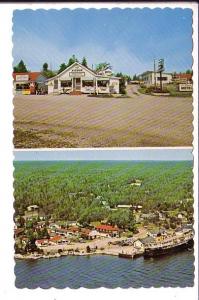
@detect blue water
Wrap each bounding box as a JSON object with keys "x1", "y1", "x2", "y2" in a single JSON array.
[{"x1": 15, "y1": 251, "x2": 194, "y2": 288}]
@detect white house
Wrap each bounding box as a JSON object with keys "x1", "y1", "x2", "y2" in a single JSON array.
[
  {"x1": 139, "y1": 71, "x2": 172, "y2": 86},
  {"x1": 46, "y1": 62, "x2": 120, "y2": 95}
]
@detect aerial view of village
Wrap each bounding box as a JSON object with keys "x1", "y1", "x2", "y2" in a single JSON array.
[
  {"x1": 13, "y1": 8, "x2": 193, "y2": 148},
  {"x1": 14, "y1": 150, "x2": 194, "y2": 288}
]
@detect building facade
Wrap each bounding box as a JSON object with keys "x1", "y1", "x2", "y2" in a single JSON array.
[
  {"x1": 172, "y1": 73, "x2": 192, "y2": 84},
  {"x1": 46, "y1": 62, "x2": 120, "y2": 95},
  {"x1": 13, "y1": 72, "x2": 47, "y2": 95},
  {"x1": 139, "y1": 71, "x2": 172, "y2": 86}
]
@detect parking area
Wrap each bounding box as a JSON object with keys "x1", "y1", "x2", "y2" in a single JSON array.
[{"x1": 13, "y1": 93, "x2": 193, "y2": 148}]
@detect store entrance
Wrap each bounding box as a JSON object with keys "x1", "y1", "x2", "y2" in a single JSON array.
[{"x1": 73, "y1": 78, "x2": 81, "y2": 91}]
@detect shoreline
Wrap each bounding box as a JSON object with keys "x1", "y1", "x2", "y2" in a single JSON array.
[
  {"x1": 14, "y1": 252, "x2": 140, "y2": 261},
  {"x1": 15, "y1": 251, "x2": 125, "y2": 261}
]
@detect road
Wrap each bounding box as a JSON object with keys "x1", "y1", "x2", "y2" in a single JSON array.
[
  {"x1": 14, "y1": 88, "x2": 193, "y2": 148},
  {"x1": 41, "y1": 228, "x2": 148, "y2": 255}
]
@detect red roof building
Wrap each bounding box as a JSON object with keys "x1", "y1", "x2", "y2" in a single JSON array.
[
  {"x1": 13, "y1": 72, "x2": 47, "y2": 95},
  {"x1": 13, "y1": 72, "x2": 42, "y2": 82},
  {"x1": 35, "y1": 239, "x2": 49, "y2": 246},
  {"x1": 95, "y1": 225, "x2": 119, "y2": 233},
  {"x1": 173, "y1": 73, "x2": 192, "y2": 83}
]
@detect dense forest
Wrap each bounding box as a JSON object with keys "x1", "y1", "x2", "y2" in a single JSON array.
[{"x1": 14, "y1": 161, "x2": 193, "y2": 223}]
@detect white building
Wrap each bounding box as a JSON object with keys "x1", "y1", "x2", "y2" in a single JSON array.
[
  {"x1": 139, "y1": 71, "x2": 172, "y2": 86},
  {"x1": 46, "y1": 62, "x2": 120, "y2": 95}
]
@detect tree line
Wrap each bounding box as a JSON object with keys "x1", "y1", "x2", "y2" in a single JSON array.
[{"x1": 13, "y1": 56, "x2": 134, "y2": 86}]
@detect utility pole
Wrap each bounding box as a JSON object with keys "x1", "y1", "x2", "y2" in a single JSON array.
[{"x1": 154, "y1": 59, "x2": 157, "y2": 90}]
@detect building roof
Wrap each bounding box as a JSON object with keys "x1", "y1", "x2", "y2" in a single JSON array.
[
  {"x1": 174, "y1": 73, "x2": 192, "y2": 80},
  {"x1": 81, "y1": 228, "x2": 91, "y2": 235},
  {"x1": 67, "y1": 226, "x2": 80, "y2": 232},
  {"x1": 139, "y1": 71, "x2": 172, "y2": 76},
  {"x1": 139, "y1": 236, "x2": 155, "y2": 245},
  {"x1": 95, "y1": 225, "x2": 119, "y2": 231},
  {"x1": 27, "y1": 205, "x2": 39, "y2": 210},
  {"x1": 36, "y1": 239, "x2": 49, "y2": 244},
  {"x1": 13, "y1": 72, "x2": 43, "y2": 82},
  {"x1": 46, "y1": 62, "x2": 120, "y2": 81},
  {"x1": 50, "y1": 235, "x2": 62, "y2": 242},
  {"x1": 117, "y1": 205, "x2": 132, "y2": 208}
]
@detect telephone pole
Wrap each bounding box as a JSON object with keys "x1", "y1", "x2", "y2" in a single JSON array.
[{"x1": 154, "y1": 59, "x2": 157, "y2": 90}]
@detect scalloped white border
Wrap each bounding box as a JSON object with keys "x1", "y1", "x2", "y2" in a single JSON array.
[{"x1": 0, "y1": 2, "x2": 198, "y2": 300}]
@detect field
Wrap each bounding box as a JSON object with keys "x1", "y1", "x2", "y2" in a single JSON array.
[
  {"x1": 14, "y1": 160, "x2": 193, "y2": 222},
  {"x1": 13, "y1": 92, "x2": 193, "y2": 148}
]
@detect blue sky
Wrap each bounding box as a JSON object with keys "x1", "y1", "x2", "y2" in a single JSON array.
[
  {"x1": 13, "y1": 8, "x2": 192, "y2": 75},
  {"x1": 14, "y1": 149, "x2": 193, "y2": 161}
]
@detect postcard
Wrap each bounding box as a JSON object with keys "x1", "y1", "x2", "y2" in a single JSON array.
[{"x1": 0, "y1": 2, "x2": 198, "y2": 300}]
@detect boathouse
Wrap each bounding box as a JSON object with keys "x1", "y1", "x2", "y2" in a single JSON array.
[{"x1": 46, "y1": 62, "x2": 120, "y2": 95}]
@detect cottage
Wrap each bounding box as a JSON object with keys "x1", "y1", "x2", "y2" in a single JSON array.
[
  {"x1": 46, "y1": 62, "x2": 120, "y2": 95},
  {"x1": 140, "y1": 213, "x2": 156, "y2": 221},
  {"x1": 128, "y1": 179, "x2": 142, "y2": 187},
  {"x1": 24, "y1": 205, "x2": 40, "y2": 220},
  {"x1": 49, "y1": 235, "x2": 63, "y2": 245},
  {"x1": 117, "y1": 204, "x2": 133, "y2": 209},
  {"x1": 95, "y1": 225, "x2": 119, "y2": 237},
  {"x1": 35, "y1": 239, "x2": 49, "y2": 247}
]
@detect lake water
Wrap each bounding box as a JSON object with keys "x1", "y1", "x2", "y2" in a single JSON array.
[{"x1": 15, "y1": 251, "x2": 194, "y2": 288}]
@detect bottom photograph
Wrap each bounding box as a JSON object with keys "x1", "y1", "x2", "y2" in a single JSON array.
[{"x1": 13, "y1": 149, "x2": 194, "y2": 288}]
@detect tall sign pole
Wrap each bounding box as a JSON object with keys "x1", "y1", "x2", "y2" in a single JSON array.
[
  {"x1": 160, "y1": 70, "x2": 162, "y2": 91},
  {"x1": 158, "y1": 59, "x2": 164, "y2": 91}
]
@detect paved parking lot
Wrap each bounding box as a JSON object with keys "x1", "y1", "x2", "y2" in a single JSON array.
[{"x1": 13, "y1": 92, "x2": 193, "y2": 148}]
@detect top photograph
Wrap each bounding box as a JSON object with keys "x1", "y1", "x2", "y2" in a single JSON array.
[{"x1": 13, "y1": 8, "x2": 193, "y2": 148}]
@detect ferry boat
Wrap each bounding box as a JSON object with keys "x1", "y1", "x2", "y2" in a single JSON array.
[{"x1": 144, "y1": 236, "x2": 194, "y2": 258}]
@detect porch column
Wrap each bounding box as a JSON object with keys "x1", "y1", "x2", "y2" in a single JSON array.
[{"x1": 95, "y1": 78, "x2": 98, "y2": 95}]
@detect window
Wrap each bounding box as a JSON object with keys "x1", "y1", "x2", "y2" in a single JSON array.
[
  {"x1": 61, "y1": 80, "x2": 72, "y2": 88},
  {"x1": 54, "y1": 80, "x2": 58, "y2": 89},
  {"x1": 16, "y1": 83, "x2": 30, "y2": 90},
  {"x1": 97, "y1": 80, "x2": 108, "y2": 87},
  {"x1": 157, "y1": 77, "x2": 168, "y2": 81},
  {"x1": 82, "y1": 80, "x2": 94, "y2": 87}
]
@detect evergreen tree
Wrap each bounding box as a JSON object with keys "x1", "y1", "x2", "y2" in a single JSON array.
[
  {"x1": 42, "y1": 63, "x2": 48, "y2": 72},
  {"x1": 13, "y1": 60, "x2": 28, "y2": 73},
  {"x1": 82, "y1": 57, "x2": 88, "y2": 67},
  {"x1": 115, "y1": 72, "x2": 126, "y2": 94},
  {"x1": 186, "y1": 69, "x2": 193, "y2": 74},
  {"x1": 67, "y1": 55, "x2": 78, "y2": 67},
  {"x1": 58, "y1": 63, "x2": 67, "y2": 74}
]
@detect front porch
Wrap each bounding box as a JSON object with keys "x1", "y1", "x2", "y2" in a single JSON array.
[{"x1": 50, "y1": 77, "x2": 111, "y2": 95}]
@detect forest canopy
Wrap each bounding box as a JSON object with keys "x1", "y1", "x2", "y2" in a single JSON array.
[{"x1": 14, "y1": 161, "x2": 193, "y2": 223}]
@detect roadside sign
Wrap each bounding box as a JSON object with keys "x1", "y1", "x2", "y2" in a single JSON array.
[
  {"x1": 158, "y1": 59, "x2": 165, "y2": 72},
  {"x1": 179, "y1": 83, "x2": 193, "y2": 92}
]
